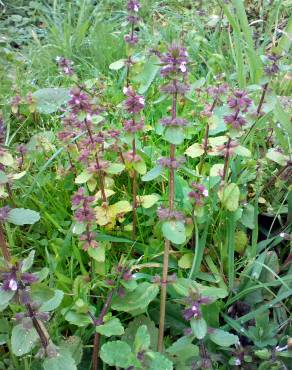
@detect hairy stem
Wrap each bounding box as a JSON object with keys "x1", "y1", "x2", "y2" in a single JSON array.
[
  {"x1": 90, "y1": 289, "x2": 115, "y2": 370},
  {"x1": 243, "y1": 82, "x2": 269, "y2": 143},
  {"x1": 84, "y1": 119, "x2": 107, "y2": 203},
  {"x1": 132, "y1": 136, "x2": 138, "y2": 240},
  {"x1": 158, "y1": 82, "x2": 177, "y2": 352},
  {"x1": 222, "y1": 137, "x2": 232, "y2": 182},
  {"x1": 0, "y1": 224, "x2": 11, "y2": 262},
  {"x1": 198, "y1": 98, "x2": 217, "y2": 174}
]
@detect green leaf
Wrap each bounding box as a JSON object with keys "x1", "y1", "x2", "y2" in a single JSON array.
[
  {"x1": 64, "y1": 311, "x2": 92, "y2": 327},
  {"x1": 40, "y1": 289, "x2": 64, "y2": 312},
  {"x1": 122, "y1": 316, "x2": 158, "y2": 351},
  {"x1": 190, "y1": 317, "x2": 207, "y2": 339},
  {"x1": 138, "y1": 194, "x2": 160, "y2": 209},
  {"x1": 112, "y1": 282, "x2": 159, "y2": 314},
  {"x1": 162, "y1": 220, "x2": 186, "y2": 245},
  {"x1": 8, "y1": 208, "x2": 40, "y2": 226},
  {"x1": 60, "y1": 336, "x2": 83, "y2": 366},
  {"x1": 0, "y1": 151, "x2": 14, "y2": 167},
  {"x1": 234, "y1": 145, "x2": 251, "y2": 157},
  {"x1": 240, "y1": 204, "x2": 255, "y2": 229},
  {"x1": 148, "y1": 352, "x2": 173, "y2": 370},
  {"x1": 219, "y1": 183, "x2": 240, "y2": 212},
  {"x1": 178, "y1": 253, "x2": 193, "y2": 269},
  {"x1": 31, "y1": 284, "x2": 54, "y2": 304},
  {"x1": 142, "y1": 166, "x2": 163, "y2": 182},
  {"x1": 0, "y1": 171, "x2": 9, "y2": 184},
  {"x1": 33, "y1": 88, "x2": 70, "y2": 114},
  {"x1": 209, "y1": 328, "x2": 239, "y2": 347},
  {"x1": 87, "y1": 245, "x2": 105, "y2": 262},
  {"x1": 266, "y1": 148, "x2": 289, "y2": 166},
  {"x1": 100, "y1": 341, "x2": 134, "y2": 368},
  {"x1": 43, "y1": 348, "x2": 77, "y2": 370},
  {"x1": 75, "y1": 170, "x2": 93, "y2": 184},
  {"x1": 164, "y1": 126, "x2": 185, "y2": 145},
  {"x1": 96, "y1": 317, "x2": 124, "y2": 337},
  {"x1": 21, "y1": 250, "x2": 35, "y2": 272},
  {"x1": 105, "y1": 163, "x2": 125, "y2": 175},
  {"x1": 133, "y1": 159, "x2": 147, "y2": 175},
  {"x1": 185, "y1": 143, "x2": 204, "y2": 158},
  {"x1": 0, "y1": 290, "x2": 15, "y2": 311},
  {"x1": 11, "y1": 323, "x2": 39, "y2": 356},
  {"x1": 166, "y1": 336, "x2": 199, "y2": 361},
  {"x1": 136, "y1": 56, "x2": 160, "y2": 94},
  {"x1": 134, "y1": 325, "x2": 150, "y2": 353},
  {"x1": 275, "y1": 98, "x2": 292, "y2": 136},
  {"x1": 109, "y1": 59, "x2": 125, "y2": 70}
]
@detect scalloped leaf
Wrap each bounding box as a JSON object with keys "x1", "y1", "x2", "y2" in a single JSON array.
[{"x1": 8, "y1": 208, "x2": 40, "y2": 226}]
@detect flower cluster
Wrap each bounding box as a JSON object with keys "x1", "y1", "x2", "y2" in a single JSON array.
[
  {"x1": 123, "y1": 87, "x2": 145, "y2": 114},
  {"x1": 160, "y1": 117, "x2": 188, "y2": 127},
  {"x1": 124, "y1": 0, "x2": 140, "y2": 44},
  {"x1": 224, "y1": 90, "x2": 252, "y2": 129},
  {"x1": 157, "y1": 206, "x2": 185, "y2": 221},
  {"x1": 71, "y1": 188, "x2": 98, "y2": 251},
  {"x1": 157, "y1": 156, "x2": 186, "y2": 169},
  {"x1": 56, "y1": 56, "x2": 74, "y2": 76},
  {"x1": 0, "y1": 115, "x2": 6, "y2": 144},
  {"x1": 1, "y1": 265, "x2": 38, "y2": 292},
  {"x1": 160, "y1": 43, "x2": 189, "y2": 77},
  {"x1": 207, "y1": 84, "x2": 228, "y2": 99},
  {"x1": 264, "y1": 54, "x2": 280, "y2": 76},
  {"x1": 216, "y1": 139, "x2": 239, "y2": 157},
  {"x1": 0, "y1": 206, "x2": 10, "y2": 222},
  {"x1": 182, "y1": 294, "x2": 212, "y2": 321},
  {"x1": 123, "y1": 118, "x2": 144, "y2": 133},
  {"x1": 188, "y1": 182, "x2": 209, "y2": 206},
  {"x1": 68, "y1": 88, "x2": 92, "y2": 114}
]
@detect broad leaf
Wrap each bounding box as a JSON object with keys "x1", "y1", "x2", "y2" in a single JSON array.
[
  {"x1": 11, "y1": 323, "x2": 39, "y2": 356},
  {"x1": 105, "y1": 163, "x2": 125, "y2": 175},
  {"x1": 40, "y1": 289, "x2": 64, "y2": 312},
  {"x1": 185, "y1": 143, "x2": 204, "y2": 158},
  {"x1": 162, "y1": 220, "x2": 186, "y2": 245},
  {"x1": 209, "y1": 329, "x2": 239, "y2": 347},
  {"x1": 148, "y1": 352, "x2": 173, "y2": 370},
  {"x1": 100, "y1": 341, "x2": 134, "y2": 368},
  {"x1": 96, "y1": 317, "x2": 124, "y2": 337},
  {"x1": 142, "y1": 166, "x2": 163, "y2": 182},
  {"x1": 21, "y1": 250, "x2": 35, "y2": 272},
  {"x1": 164, "y1": 126, "x2": 185, "y2": 145},
  {"x1": 138, "y1": 194, "x2": 160, "y2": 209},
  {"x1": 134, "y1": 325, "x2": 150, "y2": 353},
  {"x1": 33, "y1": 88, "x2": 70, "y2": 114},
  {"x1": 109, "y1": 59, "x2": 125, "y2": 70},
  {"x1": 218, "y1": 183, "x2": 240, "y2": 212},
  {"x1": 112, "y1": 282, "x2": 159, "y2": 314},
  {"x1": 0, "y1": 290, "x2": 15, "y2": 311},
  {"x1": 190, "y1": 317, "x2": 207, "y2": 339},
  {"x1": 8, "y1": 208, "x2": 40, "y2": 226},
  {"x1": 75, "y1": 170, "x2": 93, "y2": 184},
  {"x1": 266, "y1": 148, "x2": 289, "y2": 166},
  {"x1": 43, "y1": 348, "x2": 77, "y2": 370}
]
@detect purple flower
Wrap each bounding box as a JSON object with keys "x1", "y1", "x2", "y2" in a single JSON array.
[
  {"x1": 127, "y1": 14, "x2": 139, "y2": 24},
  {"x1": 228, "y1": 90, "x2": 252, "y2": 112},
  {"x1": 17, "y1": 144, "x2": 27, "y2": 155},
  {"x1": 157, "y1": 156, "x2": 186, "y2": 169},
  {"x1": 182, "y1": 295, "x2": 213, "y2": 322},
  {"x1": 264, "y1": 54, "x2": 280, "y2": 75},
  {"x1": 157, "y1": 206, "x2": 185, "y2": 221},
  {"x1": 1, "y1": 266, "x2": 38, "y2": 292},
  {"x1": 224, "y1": 113, "x2": 246, "y2": 129},
  {"x1": 160, "y1": 117, "x2": 188, "y2": 127},
  {"x1": 161, "y1": 81, "x2": 189, "y2": 95},
  {"x1": 127, "y1": 0, "x2": 140, "y2": 12},
  {"x1": 207, "y1": 84, "x2": 228, "y2": 98},
  {"x1": 71, "y1": 188, "x2": 86, "y2": 207},
  {"x1": 123, "y1": 118, "x2": 144, "y2": 133},
  {"x1": 79, "y1": 232, "x2": 98, "y2": 251},
  {"x1": 56, "y1": 56, "x2": 74, "y2": 76},
  {"x1": 159, "y1": 43, "x2": 189, "y2": 77},
  {"x1": 188, "y1": 183, "x2": 208, "y2": 206},
  {"x1": 68, "y1": 88, "x2": 91, "y2": 113},
  {"x1": 0, "y1": 206, "x2": 10, "y2": 222},
  {"x1": 124, "y1": 34, "x2": 139, "y2": 45},
  {"x1": 124, "y1": 87, "x2": 145, "y2": 114},
  {"x1": 74, "y1": 204, "x2": 95, "y2": 223},
  {"x1": 124, "y1": 150, "x2": 142, "y2": 163}
]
